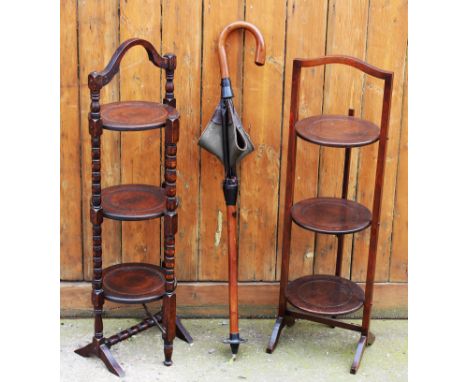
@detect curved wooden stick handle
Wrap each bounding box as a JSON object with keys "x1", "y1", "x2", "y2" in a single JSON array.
[{"x1": 218, "y1": 21, "x2": 266, "y2": 79}]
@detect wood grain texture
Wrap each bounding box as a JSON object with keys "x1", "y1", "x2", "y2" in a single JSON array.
[
  {"x1": 162, "y1": 0, "x2": 202, "y2": 280},
  {"x1": 351, "y1": 0, "x2": 408, "y2": 282},
  {"x1": 60, "y1": 0, "x2": 83, "y2": 280},
  {"x1": 276, "y1": 0, "x2": 328, "y2": 281},
  {"x1": 61, "y1": 281, "x2": 408, "y2": 318},
  {"x1": 238, "y1": 0, "x2": 286, "y2": 281},
  {"x1": 314, "y1": 0, "x2": 370, "y2": 279},
  {"x1": 61, "y1": 1, "x2": 408, "y2": 302},
  {"x1": 78, "y1": 0, "x2": 121, "y2": 280},
  {"x1": 119, "y1": 0, "x2": 162, "y2": 267},
  {"x1": 390, "y1": 55, "x2": 407, "y2": 282},
  {"x1": 199, "y1": 0, "x2": 244, "y2": 280}
]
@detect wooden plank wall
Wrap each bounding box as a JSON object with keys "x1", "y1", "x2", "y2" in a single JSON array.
[{"x1": 60, "y1": 0, "x2": 408, "y2": 316}]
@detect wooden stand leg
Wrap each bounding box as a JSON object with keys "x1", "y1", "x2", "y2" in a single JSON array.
[
  {"x1": 162, "y1": 211, "x2": 177, "y2": 366},
  {"x1": 267, "y1": 73, "x2": 300, "y2": 354},
  {"x1": 75, "y1": 221, "x2": 125, "y2": 377},
  {"x1": 75, "y1": 338, "x2": 125, "y2": 377},
  {"x1": 98, "y1": 343, "x2": 125, "y2": 377},
  {"x1": 350, "y1": 331, "x2": 374, "y2": 374},
  {"x1": 74, "y1": 341, "x2": 96, "y2": 358},
  {"x1": 163, "y1": 294, "x2": 176, "y2": 366},
  {"x1": 266, "y1": 314, "x2": 295, "y2": 354},
  {"x1": 163, "y1": 124, "x2": 178, "y2": 366},
  {"x1": 350, "y1": 335, "x2": 367, "y2": 374},
  {"x1": 266, "y1": 316, "x2": 285, "y2": 354},
  {"x1": 175, "y1": 316, "x2": 193, "y2": 344}
]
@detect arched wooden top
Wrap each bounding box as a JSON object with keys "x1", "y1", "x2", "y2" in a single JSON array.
[
  {"x1": 218, "y1": 21, "x2": 266, "y2": 79},
  {"x1": 294, "y1": 55, "x2": 393, "y2": 80},
  {"x1": 88, "y1": 38, "x2": 176, "y2": 91}
]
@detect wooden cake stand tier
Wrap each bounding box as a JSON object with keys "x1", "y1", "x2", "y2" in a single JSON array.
[
  {"x1": 101, "y1": 101, "x2": 179, "y2": 131},
  {"x1": 101, "y1": 184, "x2": 170, "y2": 221},
  {"x1": 286, "y1": 275, "x2": 364, "y2": 316},
  {"x1": 103, "y1": 263, "x2": 166, "y2": 304},
  {"x1": 291, "y1": 197, "x2": 372, "y2": 235},
  {"x1": 295, "y1": 115, "x2": 380, "y2": 148}
]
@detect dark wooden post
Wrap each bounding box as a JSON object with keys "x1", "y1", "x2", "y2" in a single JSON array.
[
  {"x1": 278, "y1": 60, "x2": 301, "y2": 317},
  {"x1": 88, "y1": 72, "x2": 104, "y2": 344},
  {"x1": 163, "y1": 54, "x2": 176, "y2": 107},
  {"x1": 162, "y1": 53, "x2": 178, "y2": 366},
  {"x1": 162, "y1": 115, "x2": 179, "y2": 366},
  {"x1": 361, "y1": 76, "x2": 393, "y2": 336},
  {"x1": 266, "y1": 61, "x2": 301, "y2": 354}
]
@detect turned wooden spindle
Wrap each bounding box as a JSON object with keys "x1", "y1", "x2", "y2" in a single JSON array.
[
  {"x1": 88, "y1": 74, "x2": 105, "y2": 343},
  {"x1": 106, "y1": 317, "x2": 158, "y2": 347},
  {"x1": 163, "y1": 54, "x2": 176, "y2": 107},
  {"x1": 162, "y1": 115, "x2": 179, "y2": 366}
]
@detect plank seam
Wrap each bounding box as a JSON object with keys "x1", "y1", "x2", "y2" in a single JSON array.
[
  {"x1": 196, "y1": 0, "x2": 205, "y2": 281},
  {"x1": 350, "y1": 0, "x2": 372, "y2": 282},
  {"x1": 312, "y1": 0, "x2": 332, "y2": 275},
  {"x1": 388, "y1": 43, "x2": 408, "y2": 281},
  {"x1": 274, "y1": 0, "x2": 289, "y2": 280},
  {"x1": 76, "y1": 0, "x2": 85, "y2": 281}
]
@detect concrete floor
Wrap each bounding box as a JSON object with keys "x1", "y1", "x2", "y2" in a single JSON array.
[{"x1": 61, "y1": 318, "x2": 407, "y2": 382}]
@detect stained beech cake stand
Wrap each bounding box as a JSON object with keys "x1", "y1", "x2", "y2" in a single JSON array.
[
  {"x1": 74, "y1": 39, "x2": 192, "y2": 377},
  {"x1": 266, "y1": 55, "x2": 393, "y2": 374}
]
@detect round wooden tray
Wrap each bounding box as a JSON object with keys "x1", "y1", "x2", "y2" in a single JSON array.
[
  {"x1": 103, "y1": 263, "x2": 166, "y2": 304},
  {"x1": 295, "y1": 115, "x2": 380, "y2": 147},
  {"x1": 101, "y1": 101, "x2": 178, "y2": 131},
  {"x1": 102, "y1": 184, "x2": 167, "y2": 221},
  {"x1": 286, "y1": 274, "x2": 364, "y2": 316},
  {"x1": 291, "y1": 197, "x2": 371, "y2": 234}
]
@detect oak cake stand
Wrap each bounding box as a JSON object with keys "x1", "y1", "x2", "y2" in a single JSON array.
[
  {"x1": 266, "y1": 56, "x2": 393, "y2": 374},
  {"x1": 74, "y1": 38, "x2": 192, "y2": 377}
]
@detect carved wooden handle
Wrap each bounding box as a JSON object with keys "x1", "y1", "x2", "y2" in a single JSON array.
[
  {"x1": 89, "y1": 38, "x2": 172, "y2": 90},
  {"x1": 218, "y1": 21, "x2": 266, "y2": 79}
]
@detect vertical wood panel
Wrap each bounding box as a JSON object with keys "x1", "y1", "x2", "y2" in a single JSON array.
[
  {"x1": 162, "y1": 0, "x2": 202, "y2": 280},
  {"x1": 60, "y1": 0, "x2": 83, "y2": 280},
  {"x1": 390, "y1": 55, "x2": 408, "y2": 282},
  {"x1": 199, "y1": 0, "x2": 244, "y2": 280},
  {"x1": 276, "y1": 0, "x2": 328, "y2": 281},
  {"x1": 78, "y1": 0, "x2": 121, "y2": 280},
  {"x1": 239, "y1": 0, "x2": 287, "y2": 281},
  {"x1": 314, "y1": 0, "x2": 370, "y2": 277},
  {"x1": 119, "y1": 0, "x2": 162, "y2": 266},
  {"x1": 351, "y1": 0, "x2": 408, "y2": 282}
]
